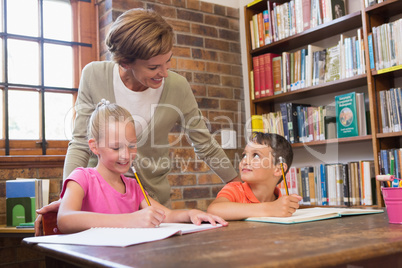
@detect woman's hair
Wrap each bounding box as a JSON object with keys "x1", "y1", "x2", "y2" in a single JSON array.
[
  {"x1": 250, "y1": 132, "x2": 293, "y2": 179},
  {"x1": 88, "y1": 99, "x2": 134, "y2": 141},
  {"x1": 105, "y1": 8, "x2": 174, "y2": 65}
]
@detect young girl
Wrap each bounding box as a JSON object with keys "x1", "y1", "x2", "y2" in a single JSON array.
[{"x1": 57, "y1": 100, "x2": 228, "y2": 234}]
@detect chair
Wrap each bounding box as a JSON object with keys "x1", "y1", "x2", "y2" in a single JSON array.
[{"x1": 42, "y1": 211, "x2": 63, "y2": 235}]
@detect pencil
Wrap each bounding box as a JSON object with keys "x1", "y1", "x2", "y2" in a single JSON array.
[
  {"x1": 279, "y1": 157, "x2": 289, "y2": 195},
  {"x1": 131, "y1": 166, "x2": 151, "y2": 206}
]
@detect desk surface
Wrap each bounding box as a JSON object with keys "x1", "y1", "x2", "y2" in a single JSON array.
[{"x1": 23, "y1": 212, "x2": 402, "y2": 268}]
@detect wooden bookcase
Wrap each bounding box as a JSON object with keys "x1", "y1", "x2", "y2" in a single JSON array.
[{"x1": 243, "y1": 0, "x2": 402, "y2": 208}]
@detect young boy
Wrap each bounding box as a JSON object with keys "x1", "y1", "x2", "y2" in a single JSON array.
[{"x1": 207, "y1": 132, "x2": 302, "y2": 220}]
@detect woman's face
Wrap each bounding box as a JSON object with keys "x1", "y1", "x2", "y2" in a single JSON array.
[{"x1": 129, "y1": 51, "x2": 173, "y2": 90}]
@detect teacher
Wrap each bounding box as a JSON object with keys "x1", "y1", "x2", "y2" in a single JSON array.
[{"x1": 35, "y1": 8, "x2": 238, "y2": 235}]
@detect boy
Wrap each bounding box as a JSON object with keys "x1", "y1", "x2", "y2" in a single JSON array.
[{"x1": 207, "y1": 132, "x2": 302, "y2": 220}]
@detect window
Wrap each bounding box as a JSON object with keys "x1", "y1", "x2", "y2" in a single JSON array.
[{"x1": 0, "y1": 0, "x2": 97, "y2": 158}]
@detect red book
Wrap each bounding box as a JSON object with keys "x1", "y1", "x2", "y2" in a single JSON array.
[
  {"x1": 263, "y1": 53, "x2": 280, "y2": 96},
  {"x1": 252, "y1": 56, "x2": 261, "y2": 99},
  {"x1": 258, "y1": 55, "x2": 267, "y2": 98}
]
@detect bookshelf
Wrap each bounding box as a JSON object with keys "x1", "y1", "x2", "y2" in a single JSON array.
[{"x1": 243, "y1": 0, "x2": 402, "y2": 208}]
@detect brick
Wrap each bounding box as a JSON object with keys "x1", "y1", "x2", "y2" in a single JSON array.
[
  {"x1": 196, "y1": 98, "x2": 219, "y2": 109},
  {"x1": 174, "y1": 70, "x2": 193, "y2": 82},
  {"x1": 222, "y1": 75, "x2": 243, "y2": 88},
  {"x1": 187, "y1": 0, "x2": 200, "y2": 10},
  {"x1": 172, "y1": 46, "x2": 191, "y2": 57},
  {"x1": 172, "y1": 0, "x2": 186, "y2": 7},
  {"x1": 155, "y1": 0, "x2": 172, "y2": 5},
  {"x1": 212, "y1": 185, "x2": 224, "y2": 197},
  {"x1": 220, "y1": 99, "x2": 241, "y2": 112},
  {"x1": 208, "y1": 110, "x2": 235, "y2": 123},
  {"x1": 219, "y1": 29, "x2": 240, "y2": 42},
  {"x1": 191, "y1": 84, "x2": 207, "y2": 96},
  {"x1": 184, "y1": 200, "x2": 197, "y2": 209},
  {"x1": 170, "y1": 147, "x2": 196, "y2": 158},
  {"x1": 204, "y1": 14, "x2": 229, "y2": 28},
  {"x1": 192, "y1": 48, "x2": 218, "y2": 61},
  {"x1": 177, "y1": 58, "x2": 205, "y2": 71},
  {"x1": 200, "y1": 2, "x2": 214, "y2": 13},
  {"x1": 234, "y1": 88, "x2": 244, "y2": 100},
  {"x1": 37, "y1": 167, "x2": 63, "y2": 178},
  {"x1": 227, "y1": 7, "x2": 239, "y2": 19},
  {"x1": 198, "y1": 173, "x2": 223, "y2": 185},
  {"x1": 0, "y1": 168, "x2": 37, "y2": 180},
  {"x1": 49, "y1": 178, "x2": 62, "y2": 195},
  {"x1": 229, "y1": 18, "x2": 240, "y2": 31},
  {"x1": 168, "y1": 133, "x2": 182, "y2": 147},
  {"x1": 191, "y1": 24, "x2": 218, "y2": 38},
  {"x1": 168, "y1": 174, "x2": 196, "y2": 186},
  {"x1": 170, "y1": 188, "x2": 182, "y2": 200},
  {"x1": 206, "y1": 62, "x2": 231, "y2": 75},
  {"x1": 213, "y1": 5, "x2": 226, "y2": 16},
  {"x1": 193, "y1": 73, "x2": 220, "y2": 85},
  {"x1": 183, "y1": 187, "x2": 210, "y2": 199},
  {"x1": 177, "y1": 9, "x2": 203, "y2": 23},
  {"x1": 171, "y1": 200, "x2": 186, "y2": 209},
  {"x1": 112, "y1": 0, "x2": 143, "y2": 11},
  {"x1": 177, "y1": 34, "x2": 203, "y2": 47},
  {"x1": 182, "y1": 161, "x2": 210, "y2": 173},
  {"x1": 167, "y1": 19, "x2": 190, "y2": 33},
  {"x1": 205, "y1": 38, "x2": 229, "y2": 51},
  {"x1": 219, "y1": 52, "x2": 241, "y2": 65},
  {"x1": 229, "y1": 42, "x2": 241, "y2": 53},
  {"x1": 207, "y1": 86, "x2": 233, "y2": 99},
  {"x1": 196, "y1": 199, "x2": 212, "y2": 211},
  {"x1": 231, "y1": 65, "x2": 242, "y2": 76},
  {"x1": 147, "y1": 3, "x2": 177, "y2": 18},
  {"x1": 0, "y1": 181, "x2": 5, "y2": 196}
]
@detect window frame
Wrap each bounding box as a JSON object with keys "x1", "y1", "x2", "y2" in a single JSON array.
[{"x1": 0, "y1": 0, "x2": 98, "y2": 167}]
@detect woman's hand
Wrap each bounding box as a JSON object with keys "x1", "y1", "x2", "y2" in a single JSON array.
[{"x1": 34, "y1": 199, "x2": 61, "y2": 236}]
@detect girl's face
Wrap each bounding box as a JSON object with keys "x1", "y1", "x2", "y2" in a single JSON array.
[
  {"x1": 128, "y1": 51, "x2": 173, "y2": 90},
  {"x1": 92, "y1": 121, "x2": 137, "y2": 176},
  {"x1": 239, "y1": 142, "x2": 278, "y2": 183}
]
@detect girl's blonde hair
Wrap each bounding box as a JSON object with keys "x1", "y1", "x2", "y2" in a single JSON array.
[
  {"x1": 105, "y1": 8, "x2": 174, "y2": 65},
  {"x1": 88, "y1": 99, "x2": 134, "y2": 141}
]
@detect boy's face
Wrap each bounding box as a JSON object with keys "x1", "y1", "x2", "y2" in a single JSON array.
[{"x1": 239, "y1": 142, "x2": 279, "y2": 183}]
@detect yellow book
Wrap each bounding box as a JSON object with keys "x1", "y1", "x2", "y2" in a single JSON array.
[{"x1": 251, "y1": 115, "x2": 264, "y2": 132}]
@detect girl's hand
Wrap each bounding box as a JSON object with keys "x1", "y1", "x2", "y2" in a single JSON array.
[
  {"x1": 187, "y1": 209, "x2": 228, "y2": 226},
  {"x1": 130, "y1": 206, "x2": 166, "y2": 228}
]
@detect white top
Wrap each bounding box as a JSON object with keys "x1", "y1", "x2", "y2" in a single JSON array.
[{"x1": 113, "y1": 64, "x2": 164, "y2": 135}]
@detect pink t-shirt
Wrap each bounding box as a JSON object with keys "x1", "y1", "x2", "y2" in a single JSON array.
[{"x1": 60, "y1": 167, "x2": 145, "y2": 214}]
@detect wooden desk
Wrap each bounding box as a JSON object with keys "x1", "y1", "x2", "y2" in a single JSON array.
[{"x1": 22, "y1": 213, "x2": 402, "y2": 268}]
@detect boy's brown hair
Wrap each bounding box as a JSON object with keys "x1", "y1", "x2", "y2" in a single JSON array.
[{"x1": 250, "y1": 132, "x2": 293, "y2": 183}]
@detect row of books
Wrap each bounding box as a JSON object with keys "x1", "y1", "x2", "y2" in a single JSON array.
[
  {"x1": 6, "y1": 178, "x2": 50, "y2": 227},
  {"x1": 251, "y1": 92, "x2": 369, "y2": 144},
  {"x1": 368, "y1": 18, "x2": 402, "y2": 71},
  {"x1": 251, "y1": 29, "x2": 366, "y2": 99},
  {"x1": 379, "y1": 87, "x2": 402, "y2": 134},
  {"x1": 379, "y1": 148, "x2": 402, "y2": 180},
  {"x1": 365, "y1": 0, "x2": 387, "y2": 8},
  {"x1": 279, "y1": 161, "x2": 376, "y2": 206},
  {"x1": 249, "y1": 0, "x2": 347, "y2": 49}
]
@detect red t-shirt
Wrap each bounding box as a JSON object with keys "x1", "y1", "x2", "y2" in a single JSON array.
[{"x1": 217, "y1": 181, "x2": 282, "y2": 203}]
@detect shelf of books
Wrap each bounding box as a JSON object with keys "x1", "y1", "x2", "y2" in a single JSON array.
[{"x1": 245, "y1": 0, "x2": 402, "y2": 208}]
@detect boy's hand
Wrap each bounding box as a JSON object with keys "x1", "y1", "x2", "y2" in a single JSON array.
[
  {"x1": 268, "y1": 194, "x2": 302, "y2": 217},
  {"x1": 188, "y1": 209, "x2": 228, "y2": 226}
]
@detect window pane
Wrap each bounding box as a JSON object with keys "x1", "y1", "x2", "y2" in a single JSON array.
[
  {"x1": 8, "y1": 39, "x2": 39, "y2": 85},
  {"x1": 7, "y1": 0, "x2": 38, "y2": 37},
  {"x1": 43, "y1": 0, "x2": 72, "y2": 41},
  {"x1": 45, "y1": 92, "x2": 73, "y2": 140},
  {"x1": 44, "y1": 43, "x2": 73, "y2": 88},
  {"x1": 9, "y1": 90, "x2": 39, "y2": 139}
]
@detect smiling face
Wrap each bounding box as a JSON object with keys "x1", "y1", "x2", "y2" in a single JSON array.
[
  {"x1": 90, "y1": 121, "x2": 137, "y2": 177},
  {"x1": 127, "y1": 51, "x2": 172, "y2": 90},
  {"x1": 239, "y1": 142, "x2": 280, "y2": 184}
]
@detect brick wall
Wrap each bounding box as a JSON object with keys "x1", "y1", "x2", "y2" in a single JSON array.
[{"x1": 97, "y1": 0, "x2": 245, "y2": 210}]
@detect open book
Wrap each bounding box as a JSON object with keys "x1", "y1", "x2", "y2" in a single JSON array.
[
  {"x1": 245, "y1": 207, "x2": 383, "y2": 224},
  {"x1": 23, "y1": 223, "x2": 222, "y2": 247}
]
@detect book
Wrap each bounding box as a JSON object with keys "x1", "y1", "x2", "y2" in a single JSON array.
[
  {"x1": 23, "y1": 223, "x2": 223, "y2": 247},
  {"x1": 272, "y1": 56, "x2": 282, "y2": 95},
  {"x1": 331, "y1": 0, "x2": 346, "y2": 20},
  {"x1": 335, "y1": 92, "x2": 359, "y2": 138},
  {"x1": 263, "y1": 53, "x2": 280, "y2": 96},
  {"x1": 245, "y1": 207, "x2": 383, "y2": 224},
  {"x1": 325, "y1": 44, "x2": 340, "y2": 82},
  {"x1": 252, "y1": 56, "x2": 261, "y2": 99},
  {"x1": 251, "y1": 115, "x2": 264, "y2": 132}
]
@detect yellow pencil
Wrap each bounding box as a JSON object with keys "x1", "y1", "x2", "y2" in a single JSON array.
[
  {"x1": 131, "y1": 166, "x2": 151, "y2": 206},
  {"x1": 279, "y1": 157, "x2": 289, "y2": 195}
]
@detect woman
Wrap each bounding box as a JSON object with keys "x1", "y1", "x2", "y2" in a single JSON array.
[{"x1": 35, "y1": 8, "x2": 238, "y2": 235}]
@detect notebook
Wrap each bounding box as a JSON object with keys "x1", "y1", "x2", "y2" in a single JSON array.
[
  {"x1": 23, "y1": 223, "x2": 222, "y2": 247},
  {"x1": 245, "y1": 207, "x2": 383, "y2": 224}
]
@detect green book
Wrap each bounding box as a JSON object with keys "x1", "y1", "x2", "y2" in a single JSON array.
[{"x1": 335, "y1": 92, "x2": 359, "y2": 138}]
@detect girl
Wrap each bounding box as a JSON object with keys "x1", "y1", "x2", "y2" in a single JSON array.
[{"x1": 57, "y1": 100, "x2": 227, "y2": 234}]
